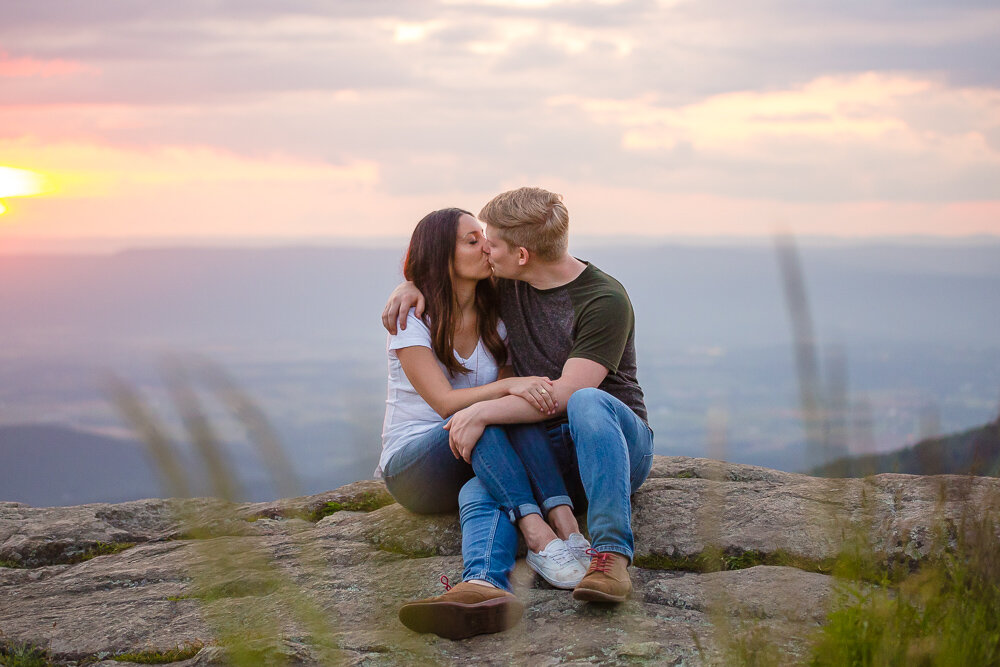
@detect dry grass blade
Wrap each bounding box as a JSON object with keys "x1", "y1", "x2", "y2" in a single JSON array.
[
  {"x1": 104, "y1": 372, "x2": 191, "y2": 500},
  {"x1": 774, "y1": 232, "x2": 827, "y2": 471},
  {"x1": 161, "y1": 355, "x2": 241, "y2": 503},
  {"x1": 106, "y1": 355, "x2": 350, "y2": 665},
  {"x1": 196, "y1": 356, "x2": 301, "y2": 500}
]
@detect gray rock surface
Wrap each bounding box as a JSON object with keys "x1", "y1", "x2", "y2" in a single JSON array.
[{"x1": 1, "y1": 456, "x2": 998, "y2": 666}]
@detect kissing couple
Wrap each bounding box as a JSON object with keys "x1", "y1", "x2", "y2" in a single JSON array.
[{"x1": 377, "y1": 186, "x2": 653, "y2": 638}]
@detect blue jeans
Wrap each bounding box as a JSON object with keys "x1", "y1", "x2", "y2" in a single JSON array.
[
  {"x1": 383, "y1": 421, "x2": 574, "y2": 519},
  {"x1": 460, "y1": 388, "x2": 654, "y2": 590}
]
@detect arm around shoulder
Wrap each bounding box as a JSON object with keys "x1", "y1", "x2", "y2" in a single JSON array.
[{"x1": 381, "y1": 281, "x2": 425, "y2": 334}]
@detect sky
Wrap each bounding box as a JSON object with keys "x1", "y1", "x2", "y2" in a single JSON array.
[{"x1": 1, "y1": 0, "x2": 999, "y2": 246}]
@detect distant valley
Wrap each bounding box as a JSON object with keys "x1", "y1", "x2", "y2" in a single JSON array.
[{"x1": 1, "y1": 241, "x2": 998, "y2": 506}]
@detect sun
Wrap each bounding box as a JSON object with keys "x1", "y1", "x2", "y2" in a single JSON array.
[{"x1": 0, "y1": 165, "x2": 52, "y2": 216}]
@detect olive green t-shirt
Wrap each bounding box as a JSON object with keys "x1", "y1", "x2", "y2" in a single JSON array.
[{"x1": 496, "y1": 262, "x2": 648, "y2": 424}]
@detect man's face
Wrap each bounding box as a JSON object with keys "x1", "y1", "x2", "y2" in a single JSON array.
[{"x1": 483, "y1": 223, "x2": 521, "y2": 279}]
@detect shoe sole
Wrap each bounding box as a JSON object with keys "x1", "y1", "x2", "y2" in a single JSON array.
[
  {"x1": 572, "y1": 586, "x2": 630, "y2": 603},
  {"x1": 398, "y1": 597, "x2": 525, "y2": 640}
]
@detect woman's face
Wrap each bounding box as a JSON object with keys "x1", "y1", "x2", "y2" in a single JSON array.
[{"x1": 451, "y1": 214, "x2": 492, "y2": 282}]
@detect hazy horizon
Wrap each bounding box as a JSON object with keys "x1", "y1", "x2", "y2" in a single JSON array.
[
  {"x1": 4, "y1": 232, "x2": 1000, "y2": 256},
  {"x1": 2, "y1": 241, "x2": 998, "y2": 506}
]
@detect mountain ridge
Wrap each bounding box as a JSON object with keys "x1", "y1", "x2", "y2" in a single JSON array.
[{"x1": 812, "y1": 416, "x2": 1000, "y2": 478}]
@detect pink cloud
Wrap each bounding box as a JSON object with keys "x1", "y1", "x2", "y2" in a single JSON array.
[{"x1": 0, "y1": 51, "x2": 95, "y2": 78}]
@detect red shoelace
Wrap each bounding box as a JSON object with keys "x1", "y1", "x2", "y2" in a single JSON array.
[
  {"x1": 585, "y1": 548, "x2": 612, "y2": 573},
  {"x1": 439, "y1": 574, "x2": 452, "y2": 591}
]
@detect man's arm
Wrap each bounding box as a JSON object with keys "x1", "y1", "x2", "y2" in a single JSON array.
[
  {"x1": 381, "y1": 281, "x2": 424, "y2": 334},
  {"x1": 445, "y1": 357, "x2": 608, "y2": 461}
]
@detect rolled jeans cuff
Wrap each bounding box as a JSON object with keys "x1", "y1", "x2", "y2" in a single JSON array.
[
  {"x1": 593, "y1": 545, "x2": 633, "y2": 563},
  {"x1": 541, "y1": 494, "x2": 573, "y2": 515},
  {"x1": 505, "y1": 502, "x2": 542, "y2": 523}
]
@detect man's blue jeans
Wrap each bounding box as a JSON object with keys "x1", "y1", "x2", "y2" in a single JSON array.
[
  {"x1": 461, "y1": 388, "x2": 654, "y2": 590},
  {"x1": 383, "y1": 421, "x2": 574, "y2": 520}
]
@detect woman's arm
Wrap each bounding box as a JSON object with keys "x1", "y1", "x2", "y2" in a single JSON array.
[{"x1": 396, "y1": 347, "x2": 555, "y2": 418}]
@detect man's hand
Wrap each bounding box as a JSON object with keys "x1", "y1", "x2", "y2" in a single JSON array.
[
  {"x1": 444, "y1": 405, "x2": 487, "y2": 463},
  {"x1": 381, "y1": 281, "x2": 425, "y2": 334}
]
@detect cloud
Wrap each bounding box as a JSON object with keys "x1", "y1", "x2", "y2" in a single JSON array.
[
  {"x1": 542, "y1": 180, "x2": 1000, "y2": 237},
  {"x1": 1, "y1": 1, "x2": 996, "y2": 113},
  {"x1": 0, "y1": 0, "x2": 997, "y2": 239},
  {"x1": 547, "y1": 72, "x2": 1000, "y2": 201},
  {"x1": 0, "y1": 51, "x2": 94, "y2": 78},
  {"x1": 0, "y1": 138, "x2": 377, "y2": 199}
]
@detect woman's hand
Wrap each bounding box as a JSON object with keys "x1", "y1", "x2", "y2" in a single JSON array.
[
  {"x1": 503, "y1": 376, "x2": 558, "y2": 415},
  {"x1": 444, "y1": 405, "x2": 487, "y2": 463}
]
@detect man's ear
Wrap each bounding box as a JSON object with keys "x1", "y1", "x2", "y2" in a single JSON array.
[{"x1": 517, "y1": 246, "x2": 530, "y2": 266}]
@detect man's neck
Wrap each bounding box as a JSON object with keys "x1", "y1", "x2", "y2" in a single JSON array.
[{"x1": 521, "y1": 254, "x2": 587, "y2": 290}]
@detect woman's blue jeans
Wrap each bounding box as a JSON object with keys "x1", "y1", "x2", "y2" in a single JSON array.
[
  {"x1": 383, "y1": 420, "x2": 573, "y2": 521},
  {"x1": 460, "y1": 388, "x2": 654, "y2": 590}
]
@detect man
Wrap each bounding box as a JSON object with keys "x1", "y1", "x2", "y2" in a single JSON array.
[{"x1": 382, "y1": 187, "x2": 653, "y2": 639}]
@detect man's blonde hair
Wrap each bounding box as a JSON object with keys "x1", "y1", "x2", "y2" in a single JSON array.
[{"x1": 478, "y1": 187, "x2": 569, "y2": 262}]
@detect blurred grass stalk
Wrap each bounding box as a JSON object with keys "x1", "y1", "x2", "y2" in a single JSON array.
[
  {"x1": 100, "y1": 238, "x2": 1000, "y2": 665},
  {"x1": 775, "y1": 232, "x2": 1000, "y2": 666},
  {"x1": 106, "y1": 354, "x2": 344, "y2": 665}
]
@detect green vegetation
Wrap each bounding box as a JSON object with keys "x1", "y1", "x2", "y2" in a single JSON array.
[
  {"x1": 239, "y1": 490, "x2": 396, "y2": 523},
  {"x1": 307, "y1": 501, "x2": 344, "y2": 521},
  {"x1": 190, "y1": 575, "x2": 283, "y2": 602},
  {"x1": 375, "y1": 541, "x2": 438, "y2": 559},
  {"x1": 111, "y1": 642, "x2": 205, "y2": 664},
  {"x1": 77, "y1": 541, "x2": 136, "y2": 563},
  {"x1": 634, "y1": 547, "x2": 836, "y2": 575},
  {"x1": 809, "y1": 515, "x2": 1000, "y2": 666},
  {"x1": 307, "y1": 491, "x2": 395, "y2": 521},
  {"x1": 711, "y1": 621, "x2": 784, "y2": 667},
  {"x1": 107, "y1": 361, "x2": 351, "y2": 667},
  {"x1": 0, "y1": 641, "x2": 52, "y2": 667},
  {"x1": 0, "y1": 542, "x2": 135, "y2": 570}
]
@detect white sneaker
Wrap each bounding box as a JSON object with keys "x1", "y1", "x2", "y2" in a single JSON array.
[
  {"x1": 526, "y1": 538, "x2": 587, "y2": 589},
  {"x1": 565, "y1": 532, "x2": 593, "y2": 569}
]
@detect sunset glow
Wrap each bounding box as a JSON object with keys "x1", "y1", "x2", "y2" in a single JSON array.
[
  {"x1": 0, "y1": 2, "x2": 996, "y2": 244},
  {"x1": 0, "y1": 166, "x2": 49, "y2": 199},
  {"x1": 0, "y1": 166, "x2": 52, "y2": 216}
]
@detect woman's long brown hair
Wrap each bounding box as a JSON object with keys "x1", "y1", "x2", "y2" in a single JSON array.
[{"x1": 402, "y1": 208, "x2": 507, "y2": 377}]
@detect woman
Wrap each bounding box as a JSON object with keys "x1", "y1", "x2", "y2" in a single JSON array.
[{"x1": 378, "y1": 207, "x2": 589, "y2": 588}]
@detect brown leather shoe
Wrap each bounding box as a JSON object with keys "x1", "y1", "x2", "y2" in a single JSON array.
[
  {"x1": 572, "y1": 550, "x2": 632, "y2": 603},
  {"x1": 398, "y1": 581, "x2": 524, "y2": 640}
]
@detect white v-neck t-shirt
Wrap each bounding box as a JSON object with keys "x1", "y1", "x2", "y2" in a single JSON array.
[{"x1": 377, "y1": 308, "x2": 506, "y2": 477}]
